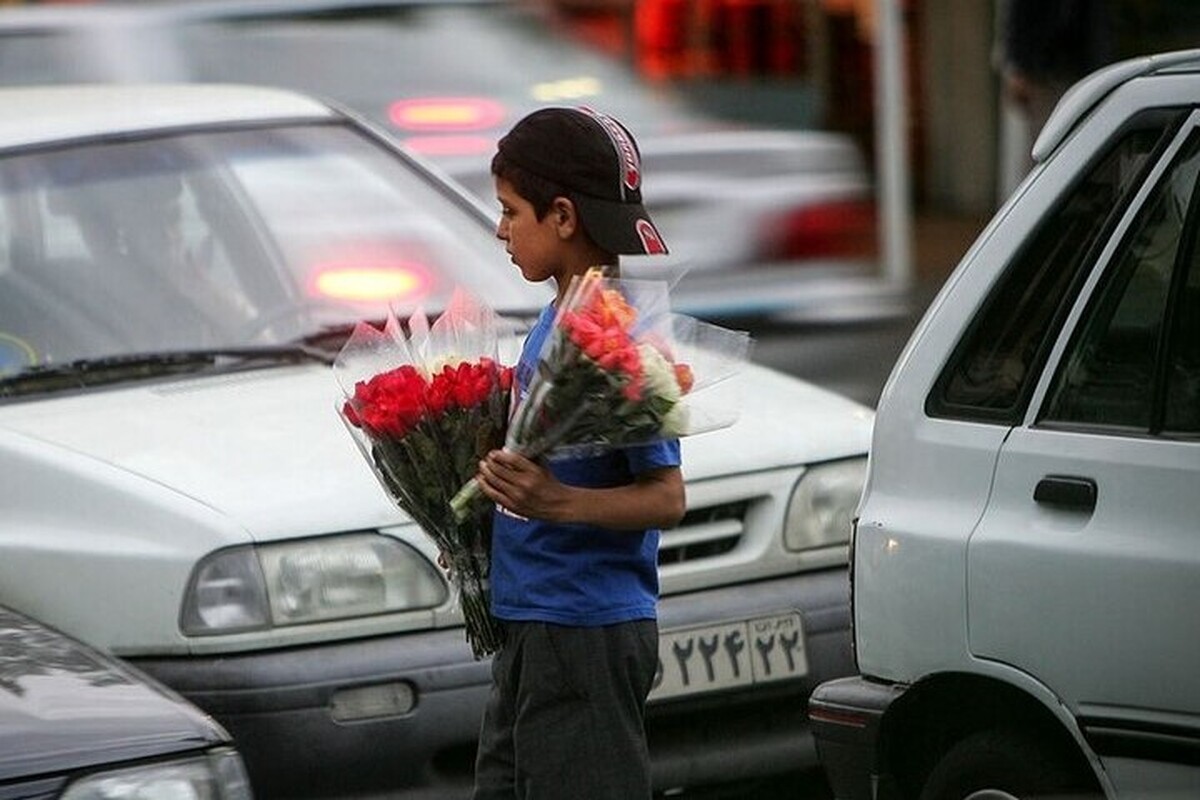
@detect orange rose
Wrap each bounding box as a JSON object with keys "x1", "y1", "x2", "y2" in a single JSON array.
[{"x1": 674, "y1": 363, "x2": 694, "y2": 394}]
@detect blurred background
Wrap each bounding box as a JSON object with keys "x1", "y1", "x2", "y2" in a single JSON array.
[{"x1": 3, "y1": 0, "x2": 1199, "y2": 405}]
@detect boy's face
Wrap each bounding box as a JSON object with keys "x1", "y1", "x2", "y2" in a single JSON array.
[{"x1": 494, "y1": 176, "x2": 565, "y2": 285}]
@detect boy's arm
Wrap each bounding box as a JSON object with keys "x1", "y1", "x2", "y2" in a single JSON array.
[{"x1": 475, "y1": 449, "x2": 685, "y2": 530}]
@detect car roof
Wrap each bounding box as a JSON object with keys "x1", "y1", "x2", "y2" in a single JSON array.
[
  {"x1": 1034, "y1": 48, "x2": 1200, "y2": 163},
  {"x1": 0, "y1": 83, "x2": 337, "y2": 150}
]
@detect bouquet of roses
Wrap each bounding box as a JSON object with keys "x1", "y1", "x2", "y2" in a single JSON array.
[
  {"x1": 335, "y1": 289, "x2": 512, "y2": 658},
  {"x1": 450, "y1": 268, "x2": 751, "y2": 520}
]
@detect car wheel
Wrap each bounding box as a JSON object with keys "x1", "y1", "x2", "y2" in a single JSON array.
[{"x1": 918, "y1": 729, "x2": 1101, "y2": 800}]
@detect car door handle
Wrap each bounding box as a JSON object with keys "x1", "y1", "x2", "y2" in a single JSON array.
[{"x1": 1033, "y1": 475, "x2": 1097, "y2": 511}]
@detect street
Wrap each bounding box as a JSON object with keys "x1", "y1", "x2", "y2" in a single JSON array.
[
  {"x1": 656, "y1": 768, "x2": 835, "y2": 799},
  {"x1": 751, "y1": 316, "x2": 914, "y2": 409},
  {"x1": 746, "y1": 282, "x2": 936, "y2": 409}
]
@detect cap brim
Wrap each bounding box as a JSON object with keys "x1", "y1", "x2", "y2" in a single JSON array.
[{"x1": 573, "y1": 194, "x2": 669, "y2": 256}]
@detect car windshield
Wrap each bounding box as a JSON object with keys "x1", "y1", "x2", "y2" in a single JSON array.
[{"x1": 0, "y1": 121, "x2": 545, "y2": 377}]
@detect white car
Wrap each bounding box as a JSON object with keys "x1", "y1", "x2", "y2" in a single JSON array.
[
  {"x1": 810, "y1": 50, "x2": 1200, "y2": 800},
  {"x1": 0, "y1": 84, "x2": 872, "y2": 798},
  {"x1": 0, "y1": 0, "x2": 905, "y2": 326}
]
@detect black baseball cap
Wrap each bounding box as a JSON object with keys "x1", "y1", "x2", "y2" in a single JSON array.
[{"x1": 496, "y1": 106, "x2": 668, "y2": 256}]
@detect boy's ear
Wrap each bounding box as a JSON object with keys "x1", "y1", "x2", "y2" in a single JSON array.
[{"x1": 551, "y1": 197, "x2": 577, "y2": 238}]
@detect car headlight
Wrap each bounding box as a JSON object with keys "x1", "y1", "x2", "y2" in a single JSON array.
[
  {"x1": 181, "y1": 534, "x2": 447, "y2": 635},
  {"x1": 783, "y1": 457, "x2": 867, "y2": 551},
  {"x1": 61, "y1": 748, "x2": 251, "y2": 800}
]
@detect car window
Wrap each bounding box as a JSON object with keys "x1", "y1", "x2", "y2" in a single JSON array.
[
  {"x1": 1041, "y1": 130, "x2": 1200, "y2": 432},
  {"x1": 1164, "y1": 242, "x2": 1200, "y2": 434},
  {"x1": 1039, "y1": 124, "x2": 1200, "y2": 438},
  {"x1": 2, "y1": 134, "x2": 298, "y2": 359},
  {"x1": 927, "y1": 108, "x2": 1185, "y2": 423},
  {"x1": 0, "y1": 122, "x2": 542, "y2": 372}
]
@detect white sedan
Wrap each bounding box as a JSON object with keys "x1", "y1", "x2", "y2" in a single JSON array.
[{"x1": 0, "y1": 83, "x2": 872, "y2": 798}]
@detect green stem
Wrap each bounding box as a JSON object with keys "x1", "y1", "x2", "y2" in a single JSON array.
[{"x1": 448, "y1": 477, "x2": 482, "y2": 523}]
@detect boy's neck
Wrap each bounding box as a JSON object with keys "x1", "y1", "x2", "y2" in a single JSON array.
[{"x1": 554, "y1": 260, "x2": 618, "y2": 306}]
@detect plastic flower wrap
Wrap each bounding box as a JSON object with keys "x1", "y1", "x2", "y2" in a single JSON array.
[
  {"x1": 450, "y1": 268, "x2": 751, "y2": 519},
  {"x1": 335, "y1": 289, "x2": 513, "y2": 658}
]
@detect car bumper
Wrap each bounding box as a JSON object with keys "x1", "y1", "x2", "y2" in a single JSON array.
[
  {"x1": 130, "y1": 568, "x2": 852, "y2": 798},
  {"x1": 808, "y1": 675, "x2": 908, "y2": 800}
]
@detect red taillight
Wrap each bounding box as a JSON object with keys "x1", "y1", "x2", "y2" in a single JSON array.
[
  {"x1": 765, "y1": 200, "x2": 877, "y2": 260},
  {"x1": 387, "y1": 97, "x2": 506, "y2": 133},
  {"x1": 807, "y1": 704, "x2": 869, "y2": 729},
  {"x1": 389, "y1": 98, "x2": 506, "y2": 158}
]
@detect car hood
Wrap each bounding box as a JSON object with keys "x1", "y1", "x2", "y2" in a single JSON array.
[
  {"x1": 0, "y1": 361, "x2": 871, "y2": 544},
  {"x1": 0, "y1": 365, "x2": 399, "y2": 543},
  {"x1": 0, "y1": 606, "x2": 223, "y2": 780}
]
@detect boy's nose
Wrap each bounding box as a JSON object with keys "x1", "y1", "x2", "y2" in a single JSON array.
[{"x1": 495, "y1": 219, "x2": 508, "y2": 241}]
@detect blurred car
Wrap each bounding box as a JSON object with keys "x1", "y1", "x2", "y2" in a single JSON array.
[
  {"x1": 0, "y1": 0, "x2": 906, "y2": 325},
  {"x1": 810, "y1": 51, "x2": 1200, "y2": 799},
  {"x1": 0, "y1": 83, "x2": 871, "y2": 798},
  {"x1": 0, "y1": 602, "x2": 252, "y2": 800}
]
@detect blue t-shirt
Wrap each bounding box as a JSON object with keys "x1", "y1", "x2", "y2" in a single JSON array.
[{"x1": 490, "y1": 304, "x2": 681, "y2": 626}]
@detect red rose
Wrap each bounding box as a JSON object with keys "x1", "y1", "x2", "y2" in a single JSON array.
[
  {"x1": 452, "y1": 366, "x2": 481, "y2": 408},
  {"x1": 426, "y1": 376, "x2": 453, "y2": 415}
]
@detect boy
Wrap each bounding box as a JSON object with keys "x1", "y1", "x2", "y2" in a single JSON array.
[{"x1": 470, "y1": 107, "x2": 685, "y2": 800}]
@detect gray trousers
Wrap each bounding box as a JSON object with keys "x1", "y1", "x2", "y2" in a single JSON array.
[{"x1": 472, "y1": 619, "x2": 658, "y2": 800}]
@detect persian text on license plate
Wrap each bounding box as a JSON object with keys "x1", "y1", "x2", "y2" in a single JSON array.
[{"x1": 649, "y1": 612, "x2": 807, "y2": 701}]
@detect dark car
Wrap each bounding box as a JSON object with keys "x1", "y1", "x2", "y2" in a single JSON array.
[{"x1": 0, "y1": 603, "x2": 252, "y2": 800}]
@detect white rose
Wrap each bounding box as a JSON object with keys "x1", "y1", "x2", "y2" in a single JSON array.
[
  {"x1": 638, "y1": 344, "x2": 682, "y2": 403},
  {"x1": 661, "y1": 402, "x2": 690, "y2": 437}
]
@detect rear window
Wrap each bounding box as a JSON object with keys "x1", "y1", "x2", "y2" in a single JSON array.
[{"x1": 926, "y1": 108, "x2": 1186, "y2": 423}]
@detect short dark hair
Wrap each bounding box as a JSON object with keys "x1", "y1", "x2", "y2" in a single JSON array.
[{"x1": 490, "y1": 149, "x2": 566, "y2": 221}]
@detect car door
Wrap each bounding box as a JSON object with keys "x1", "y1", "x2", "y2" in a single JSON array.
[{"x1": 968, "y1": 115, "x2": 1200, "y2": 757}]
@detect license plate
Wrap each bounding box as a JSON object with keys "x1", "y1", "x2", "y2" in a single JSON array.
[{"x1": 649, "y1": 612, "x2": 808, "y2": 701}]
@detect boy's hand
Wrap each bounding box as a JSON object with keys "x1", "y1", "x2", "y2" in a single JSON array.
[
  {"x1": 476, "y1": 450, "x2": 684, "y2": 530},
  {"x1": 476, "y1": 449, "x2": 566, "y2": 521}
]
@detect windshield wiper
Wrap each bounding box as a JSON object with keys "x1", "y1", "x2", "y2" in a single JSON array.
[
  {"x1": 295, "y1": 322, "x2": 365, "y2": 351},
  {"x1": 291, "y1": 312, "x2": 543, "y2": 355},
  {"x1": 0, "y1": 345, "x2": 333, "y2": 399}
]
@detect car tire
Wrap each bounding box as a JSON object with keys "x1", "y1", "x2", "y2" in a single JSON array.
[{"x1": 917, "y1": 729, "x2": 1101, "y2": 800}]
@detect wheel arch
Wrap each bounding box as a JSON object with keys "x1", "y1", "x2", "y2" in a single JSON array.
[{"x1": 877, "y1": 672, "x2": 1105, "y2": 799}]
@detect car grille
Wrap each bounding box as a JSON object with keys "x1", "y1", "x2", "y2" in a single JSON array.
[{"x1": 658, "y1": 500, "x2": 748, "y2": 565}]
